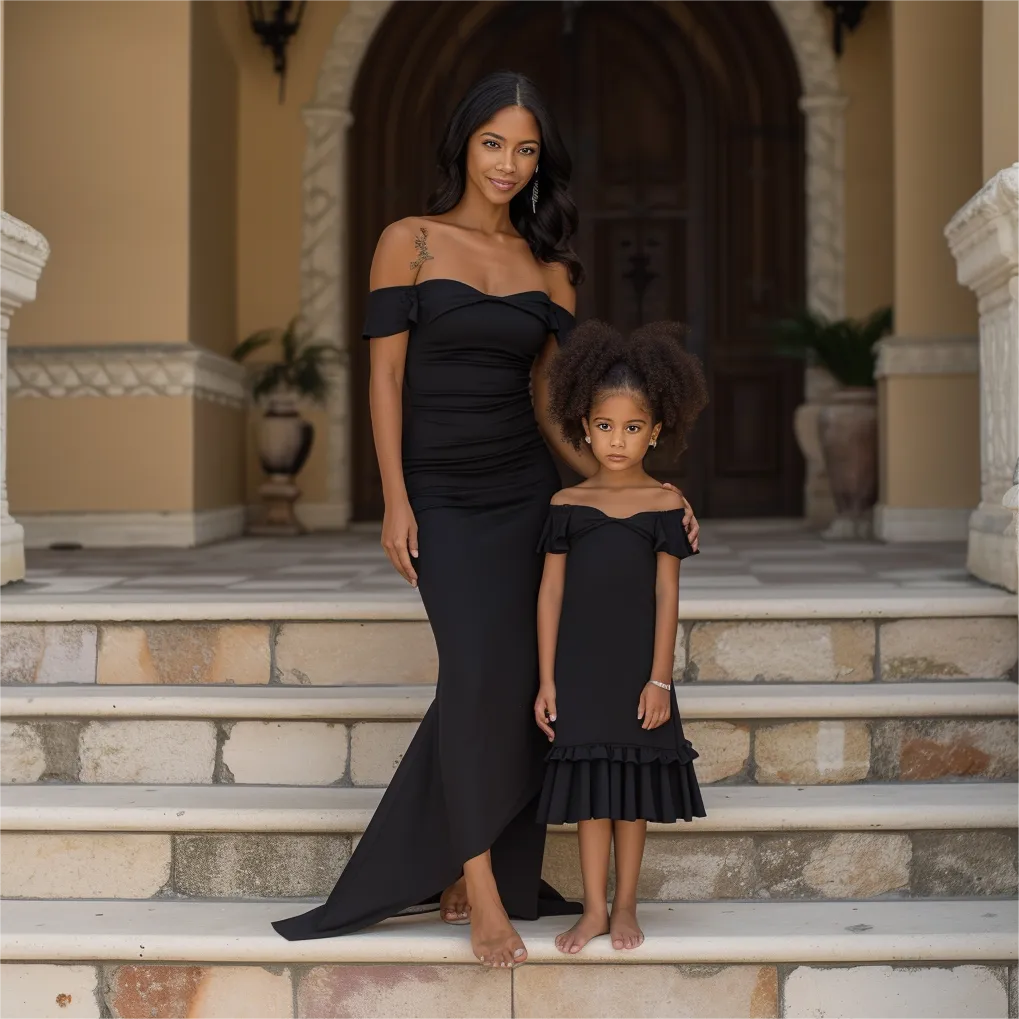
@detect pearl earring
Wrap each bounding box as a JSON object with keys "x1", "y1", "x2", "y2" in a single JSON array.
[
  {"x1": 584, "y1": 435, "x2": 591, "y2": 444},
  {"x1": 650, "y1": 437, "x2": 658, "y2": 448}
]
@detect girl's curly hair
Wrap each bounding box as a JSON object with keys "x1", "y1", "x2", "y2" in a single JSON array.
[{"x1": 547, "y1": 320, "x2": 708, "y2": 453}]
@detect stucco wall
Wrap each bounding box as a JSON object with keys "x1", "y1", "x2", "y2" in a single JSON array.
[
  {"x1": 983, "y1": 0, "x2": 1019, "y2": 179},
  {"x1": 3, "y1": 0, "x2": 192, "y2": 347}
]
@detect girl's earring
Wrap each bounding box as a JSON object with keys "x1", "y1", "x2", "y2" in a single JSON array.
[
  {"x1": 531, "y1": 167, "x2": 540, "y2": 213},
  {"x1": 584, "y1": 435, "x2": 591, "y2": 444},
  {"x1": 650, "y1": 436, "x2": 658, "y2": 449}
]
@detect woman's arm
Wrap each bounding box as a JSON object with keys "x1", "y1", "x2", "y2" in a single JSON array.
[
  {"x1": 533, "y1": 339, "x2": 600, "y2": 478},
  {"x1": 534, "y1": 551, "x2": 567, "y2": 740},
  {"x1": 369, "y1": 220, "x2": 421, "y2": 586}
]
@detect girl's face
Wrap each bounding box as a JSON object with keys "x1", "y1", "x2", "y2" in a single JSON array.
[
  {"x1": 583, "y1": 389, "x2": 662, "y2": 472},
  {"x1": 465, "y1": 105, "x2": 541, "y2": 208}
]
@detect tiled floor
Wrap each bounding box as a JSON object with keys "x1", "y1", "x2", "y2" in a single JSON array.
[{"x1": 1, "y1": 520, "x2": 997, "y2": 608}]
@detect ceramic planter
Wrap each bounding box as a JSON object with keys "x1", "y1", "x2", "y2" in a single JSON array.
[
  {"x1": 818, "y1": 386, "x2": 877, "y2": 539},
  {"x1": 252, "y1": 391, "x2": 314, "y2": 535}
]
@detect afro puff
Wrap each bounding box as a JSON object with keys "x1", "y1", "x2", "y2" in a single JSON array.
[{"x1": 546, "y1": 319, "x2": 708, "y2": 453}]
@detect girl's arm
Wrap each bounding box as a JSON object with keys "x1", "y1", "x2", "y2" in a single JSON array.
[
  {"x1": 369, "y1": 221, "x2": 420, "y2": 586},
  {"x1": 534, "y1": 551, "x2": 567, "y2": 740},
  {"x1": 639, "y1": 552, "x2": 681, "y2": 730}
]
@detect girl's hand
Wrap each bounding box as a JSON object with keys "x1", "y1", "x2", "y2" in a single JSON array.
[
  {"x1": 638, "y1": 682, "x2": 672, "y2": 730},
  {"x1": 534, "y1": 685, "x2": 557, "y2": 741},
  {"x1": 381, "y1": 498, "x2": 419, "y2": 587},
  {"x1": 661, "y1": 484, "x2": 699, "y2": 551}
]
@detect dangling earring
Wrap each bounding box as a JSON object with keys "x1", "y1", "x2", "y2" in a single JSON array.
[{"x1": 531, "y1": 167, "x2": 540, "y2": 213}]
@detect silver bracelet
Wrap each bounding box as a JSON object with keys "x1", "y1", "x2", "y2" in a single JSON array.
[{"x1": 649, "y1": 680, "x2": 672, "y2": 691}]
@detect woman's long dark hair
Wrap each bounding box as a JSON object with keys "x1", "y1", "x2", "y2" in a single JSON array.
[{"x1": 426, "y1": 71, "x2": 584, "y2": 286}]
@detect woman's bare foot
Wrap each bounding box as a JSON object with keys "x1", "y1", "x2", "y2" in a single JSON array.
[
  {"x1": 609, "y1": 904, "x2": 644, "y2": 951},
  {"x1": 470, "y1": 901, "x2": 527, "y2": 968},
  {"x1": 555, "y1": 908, "x2": 610, "y2": 955},
  {"x1": 439, "y1": 875, "x2": 470, "y2": 924}
]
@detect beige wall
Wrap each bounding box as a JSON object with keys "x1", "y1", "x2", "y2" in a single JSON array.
[
  {"x1": 892, "y1": 0, "x2": 982, "y2": 337},
  {"x1": 0, "y1": 0, "x2": 4, "y2": 208},
  {"x1": 881, "y1": 375, "x2": 981, "y2": 507},
  {"x1": 189, "y1": 0, "x2": 239, "y2": 358},
  {"x1": 9, "y1": 398, "x2": 193, "y2": 513},
  {"x1": 880, "y1": 1, "x2": 983, "y2": 515},
  {"x1": 983, "y1": 0, "x2": 1019, "y2": 178},
  {"x1": 841, "y1": 0, "x2": 894, "y2": 318},
  {"x1": 194, "y1": 401, "x2": 245, "y2": 511},
  {"x1": 3, "y1": 0, "x2": 192, "y2": 346}
]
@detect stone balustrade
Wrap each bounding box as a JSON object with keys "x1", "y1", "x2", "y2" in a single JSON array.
[
  {"x1": 945, "y1": 164, "x2": 1019, "y2": 592},
  {"x1": 0, "y1": 213, "x2": 50, "y2": 585}
]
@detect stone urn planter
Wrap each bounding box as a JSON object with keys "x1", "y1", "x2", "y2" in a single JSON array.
[
  {"x1": 232, "y1": 319, "x2": 340, "y2": 536},
  {"x1": 772, "y1": 306, "x2": 892, "y2": 539},
  {"x1": 818, "y1": 387, "x2": 877, "y2": 539}
]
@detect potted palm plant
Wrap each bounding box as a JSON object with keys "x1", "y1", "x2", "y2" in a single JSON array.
[
  {"x1": 232, "y1": 318, "x2": 341, "y2": 534},
  {"x1": 774, "y1": 307, "x2": 892, "y2": 538}
]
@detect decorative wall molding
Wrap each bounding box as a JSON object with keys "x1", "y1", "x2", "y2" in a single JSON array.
[
  {"x1": 8, "y1": 345, "x2": 247, "y2": 408},
  {"x1": 945, "y1": 164, "x2": 1019, "y2": 591},
  {"x1": 873, "y1": 505, "x2": 971, "y2": 543},
  {"x1": 874, "y1": 335, "x2": 979, "y2": 378},
  {"x1": 21, "y1": 505, "x2": 246, "y2": 550},
  {"x1": 302, "y1": 0, "x2": 845, "y2": 526}
]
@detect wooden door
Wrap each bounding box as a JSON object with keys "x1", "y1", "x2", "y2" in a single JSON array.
[{"x1": 350, "y1": 1, "x2": 805, "y2": 520}]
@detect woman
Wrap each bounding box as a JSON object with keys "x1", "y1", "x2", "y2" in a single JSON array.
[{"x1": 273, "y1": 71, "x2": 699, "y2": 967}]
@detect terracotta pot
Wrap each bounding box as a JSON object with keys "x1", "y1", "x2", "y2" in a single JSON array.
[
  {"x1": 258, "y1": 391, "x2": 314, "y2": 478},
  {"x1": 818, "y1": 387, "x2": 877, "y2": 539}
]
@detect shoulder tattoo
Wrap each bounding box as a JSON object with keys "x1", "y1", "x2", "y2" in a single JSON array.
[{"x1": 410, "y1": 228, "x2": 434, "y2": 271}]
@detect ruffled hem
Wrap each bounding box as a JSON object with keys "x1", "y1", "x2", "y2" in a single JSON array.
[{"x1": 537, "y1": 742, "x2": 706, "y2": 824}]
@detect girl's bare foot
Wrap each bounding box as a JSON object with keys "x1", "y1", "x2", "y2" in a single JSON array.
[
  {"x1": 609, "y1": 904, "x2": 644, "y2": 951},
  {"x1": 555, "y1": 908, "x2": 610, "y2": 955},
  {"x1": 440, "y1": 875, "x2": 470, "y2": 924},
  {"x1": 470, "y1": 901, "x2": 527, "y2": 968}
]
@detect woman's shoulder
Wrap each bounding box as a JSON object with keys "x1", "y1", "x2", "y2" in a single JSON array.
[
  {"x1": 539, "y1": 260, "x2": 576, "y2": 312},
  {"x1": 370, "y1": 218, "x2": 436, "y2": 289}
]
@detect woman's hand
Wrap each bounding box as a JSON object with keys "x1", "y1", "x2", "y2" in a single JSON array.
[
  {"x1": 534, "y1": 685, "x2": 557, "y2": 741},
  {"x1": 638, "y1": 682, "x2": 672, "y2": 730},
  {"x1": 660, "y1": 484, "x2": 699, "y2": 551},
  {"x1": 381, "y1": 498, "x2": 419, "y2": 587}
]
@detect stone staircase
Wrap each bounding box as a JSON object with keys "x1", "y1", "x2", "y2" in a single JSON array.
[{"x1": 1, "y1": 603, "x2": 1017, "y2": 1018}]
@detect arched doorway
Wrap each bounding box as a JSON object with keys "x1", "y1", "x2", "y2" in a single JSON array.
[{"x1": 349, "y1": 1, "x2": 805, "y2": 521}]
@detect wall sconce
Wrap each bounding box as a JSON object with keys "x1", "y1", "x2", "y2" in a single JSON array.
[
  {"x1": 246, "y1": 1, "x2": 307, "y2": 102},
  {"x1": 821, "y1": 1, "x2": 869, "y2": 56}
]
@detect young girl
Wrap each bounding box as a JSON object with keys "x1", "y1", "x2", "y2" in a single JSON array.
[{"x1": 533, "y1": 319, "x2": 709, "y2": 955}]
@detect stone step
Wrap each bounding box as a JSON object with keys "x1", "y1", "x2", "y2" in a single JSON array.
[
  {"x1": 3, "y1": 611, "x2": 1016, "y2": 687},
  {"x1": 3, "y1": 683, "x2": 1016, "y2": 787},
  {"x1": 2, "y1": 784, "x2": 1016, "y2": 902},
  {"x1": 1, "y1": 900, "x2": 1015, "y2": 1018}
]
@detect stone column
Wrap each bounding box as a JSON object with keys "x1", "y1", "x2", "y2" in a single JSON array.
[
  {"x1": 1002, "y1": 460, "x2": 1019, "y2": 595},
  {"x1": 874, "y1": 0, "x2": 983, "y2": 542},
  {"x1": 945, "y1": 165, "x2": 1019, "y2": 592},
  {"x1": 299, "y1": 105, "x2": 354, "y2": 530},
  {"x1": 1, "y1": 212, "x2": 51, "y2": 584}
]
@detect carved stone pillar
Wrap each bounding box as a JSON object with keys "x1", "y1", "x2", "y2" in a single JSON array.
[
  {"x1": 945, "y1": 164, "x2": 1019, "y2": 592},
  {"x1": 300, "y1": 106, "x2": 354, "y2": 530},
  {"x1": 1, "y1": 213, "x2": 51, "y2": 585},
  {"x1": 1002, "y1": 458, "x2": 1019, "y2": 595}
]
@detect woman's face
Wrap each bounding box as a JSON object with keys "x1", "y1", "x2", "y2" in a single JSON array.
[{"x1": 465, "y1": 105, "x2": 541, "y2": 208}]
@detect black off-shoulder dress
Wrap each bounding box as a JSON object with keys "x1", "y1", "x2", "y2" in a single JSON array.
[
  {"x1": 273, "y1": 279, "x2": 583, "y2": 940},
  {"x1": 535, "y1": 504, "x2": 706, "y2": 825}
]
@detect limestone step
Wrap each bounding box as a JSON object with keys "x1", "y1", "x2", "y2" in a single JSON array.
[
  {"x1": 3, "y1": 611, "x2": 1016, "y2": 688},
  {"x1": 2, "y1": 784, "x2": 1016, "y2": 902},
  {"x1": 3, "y1": 683, "x2": 1016, "y2": 787},
  {"x1": 1, "y1": 900, "x2": 1015, "y2": 1018}
]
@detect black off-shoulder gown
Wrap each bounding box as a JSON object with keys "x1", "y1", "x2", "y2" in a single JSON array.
[
  {"x1": 273, "y1": 279, "x2": 582, "y2": 940},
  {"x1": 534, "y1": 505, "x2": 706, "y2": 825}
]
